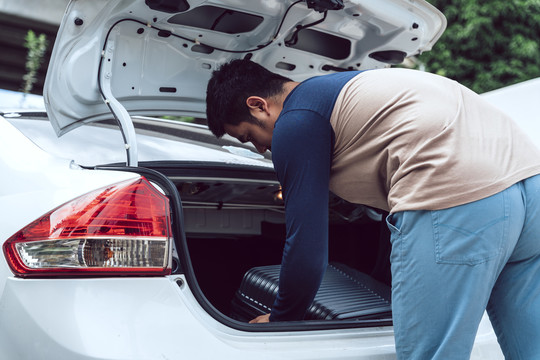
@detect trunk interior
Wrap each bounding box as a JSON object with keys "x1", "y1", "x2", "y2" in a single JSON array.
[
  {"x1": 188, "y1": 220, "x2": 391, "y2": 318},
  {"x1": 148, "y1": 162, "x2": 392, "y2": 323}
]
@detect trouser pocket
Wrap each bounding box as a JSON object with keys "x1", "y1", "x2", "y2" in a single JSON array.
[
  {"x1": 386, "y1": 213, "x2": 402, "y2": 235},
  {"x1": 431, "y1": 191, "x2": 508, "y2": 266}
]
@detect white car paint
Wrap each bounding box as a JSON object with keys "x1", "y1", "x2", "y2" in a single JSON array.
[
  {"x1": 0, "y1": 89, "x2": 45, "y2": 111},
  {"x1": 482, "y1": 77, "x2": 540, "y2": 149}
]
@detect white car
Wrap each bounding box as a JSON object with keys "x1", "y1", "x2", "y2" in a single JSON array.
[{"x1": 0, "y1": 0, "x2": 506, "y2": 358}]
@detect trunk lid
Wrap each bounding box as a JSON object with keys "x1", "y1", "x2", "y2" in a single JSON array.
[{"x1": 44, "y1": 0, "x2": 446, "y2": 164}]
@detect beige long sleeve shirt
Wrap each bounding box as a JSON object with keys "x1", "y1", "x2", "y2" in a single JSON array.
[{"x1": 328, "y1": 68, "x2": 540, "y2": 213}]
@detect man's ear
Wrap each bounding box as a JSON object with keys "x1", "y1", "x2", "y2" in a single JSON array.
[{"x1": 246, "y1": 96, "x2": 269, "y2": 115}]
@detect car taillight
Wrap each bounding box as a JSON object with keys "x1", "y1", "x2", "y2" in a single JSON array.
[{"x1": 3, "y1": 176, "x2": 172, "y2": 277}]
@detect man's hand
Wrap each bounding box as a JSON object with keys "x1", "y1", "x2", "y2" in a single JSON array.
[{"x1": 249, "y1": 313, "x2": 270, "y2": 323}]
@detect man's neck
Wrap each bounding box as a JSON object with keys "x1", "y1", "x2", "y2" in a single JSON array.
[
  {"x1": 282, "y1": 81, "x2": 300, "y2": 99},
  {"x1": 275, "y1": 81, "x2": 300, "y2": 111}
]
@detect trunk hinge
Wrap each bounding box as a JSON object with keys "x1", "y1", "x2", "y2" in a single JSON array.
[{"x1": 98, "y1": 28, "x2": 138, "y2": 166}]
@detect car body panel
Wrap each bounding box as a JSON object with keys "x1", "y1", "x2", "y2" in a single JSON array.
[
  {"x1": 6, "y1": 115, "x2": 272, "y2": 167},
  {"x1": 0, "y1": 89, "x2": 45, "y2": 111},
  {"x1": 0, "y1": 275, "x2": 393, "y2": 360},
  {"x1": 0, "y1": 274, "x2": 502, "y2": 360},
  {"x1": 0, "y1": 118, "x2": 137, "y2": 226},
  {"x1": 482, "y1": 77, "x2": 540, "y2": 149}
]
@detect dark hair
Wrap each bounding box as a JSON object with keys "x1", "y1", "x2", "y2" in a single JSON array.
[{"x1": 206, "y1": 59, "x2": 292, "y2": 138}]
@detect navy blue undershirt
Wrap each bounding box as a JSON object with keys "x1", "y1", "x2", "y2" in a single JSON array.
[{"x1": 270, "y1": 71, "x2": 361, "y2": 321}]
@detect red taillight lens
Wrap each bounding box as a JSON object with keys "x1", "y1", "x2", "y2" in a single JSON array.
[{"x1": 3, "y1": 176, "x2": 172, "y2": 277}]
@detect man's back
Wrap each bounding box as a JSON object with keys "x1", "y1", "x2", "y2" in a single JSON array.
[{"x1": 326, "y1": 68, "x2": 540, "y2": 212}]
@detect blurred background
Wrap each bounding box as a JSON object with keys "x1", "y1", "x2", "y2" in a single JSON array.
[{"x1": 417, "y1": 0, "x2": 540, "y2": 93}]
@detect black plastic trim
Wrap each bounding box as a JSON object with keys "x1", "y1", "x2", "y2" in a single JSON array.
[
  {"x1": 368, "y1": 50, "x2": 407, "y2": 65},
  {"x1": 145, "y1": 0, "x2": 190, "y2": 13}
]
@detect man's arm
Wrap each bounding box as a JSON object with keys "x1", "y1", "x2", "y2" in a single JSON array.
[
  {"x1": 249, "y1": 314, "x2": 271, "y2": 323},
  {"x1": 269, "y1": 109, "x2": 334, "y2": 321}
]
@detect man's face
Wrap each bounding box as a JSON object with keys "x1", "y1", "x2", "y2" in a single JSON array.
[{"x1": 224, "y1": 119, "x2": 273, "y2": 153}]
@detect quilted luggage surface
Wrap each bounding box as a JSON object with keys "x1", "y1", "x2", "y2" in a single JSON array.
[{"x1": 231, "y1": 262, "x2": 392, "y2": 321}]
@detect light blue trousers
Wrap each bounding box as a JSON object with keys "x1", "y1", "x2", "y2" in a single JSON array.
[{"x1": 387, "y1": 174, "x2": 540, "y2": 360}]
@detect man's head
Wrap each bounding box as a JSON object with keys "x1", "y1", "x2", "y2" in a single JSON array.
[{"x1": 206, "y1": 59, "x2": 292, "y2": 152}]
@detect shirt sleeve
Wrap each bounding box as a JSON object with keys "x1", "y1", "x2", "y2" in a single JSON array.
[{"x1": 269, "y1": 109, "x2": 334, "y2": 321}]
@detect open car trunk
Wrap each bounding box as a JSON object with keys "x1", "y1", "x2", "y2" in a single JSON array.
[
  {"x1": 8, "y1": 113, "x2": 393, "y2": 329},
  {"x1": 130, "y1": 161, "x2": 393, "y2": 328}
]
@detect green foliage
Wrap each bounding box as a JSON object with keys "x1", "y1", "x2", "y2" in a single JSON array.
[
  {"x1": 22, "y1": 30, "x2": 48, "y2": 94},
  {"x1": 418, "y1": 0, "x2": 540, "y2": 93},
  {"x1": 160, "y1": 116, "x2": 196, "y2": 122}
]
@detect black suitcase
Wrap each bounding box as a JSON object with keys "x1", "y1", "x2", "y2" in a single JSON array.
[{"x1": 231, "y1": 262, "x2": 392, "y2": 321}]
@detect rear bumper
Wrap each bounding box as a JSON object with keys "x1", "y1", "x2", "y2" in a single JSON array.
[
  {"x1": 0, "y1": 275, "x2": 396, "y2": 359},
  {"x1": 0, "y1": 275, "x2": 503, "y2": 360}
]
